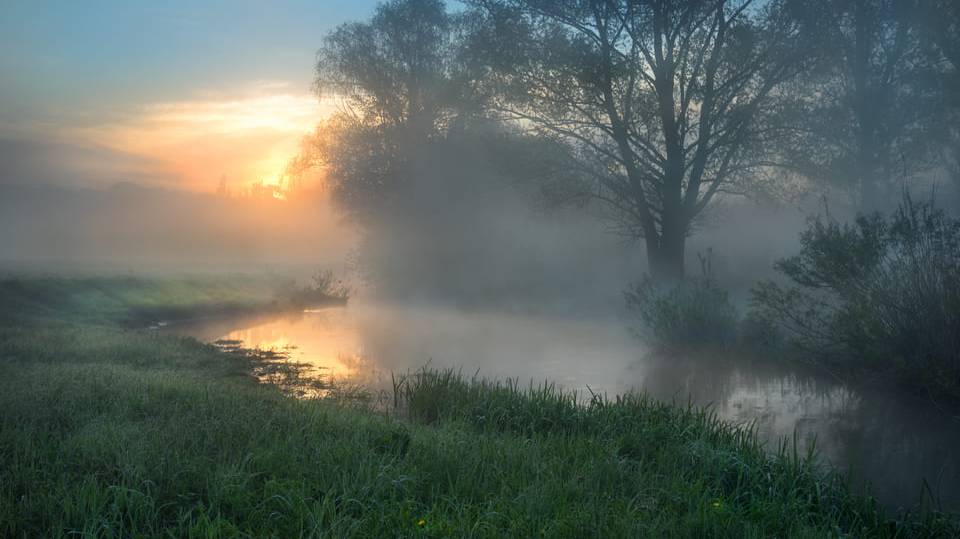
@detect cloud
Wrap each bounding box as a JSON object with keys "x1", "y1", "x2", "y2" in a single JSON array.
[
  {"x1": 136, "y1": 93, "x2": 323, "y2": 136},
  {"x1": 0, "y1": 131, "x2": 169, "y2": 189},
  {"x1": 66, "y1": 84, "x2": 335, "y2": 191}
]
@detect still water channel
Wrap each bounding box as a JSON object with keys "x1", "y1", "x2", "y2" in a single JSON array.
[{"x1": 167, "y1": 300, "x2": 960, "y2": 512}]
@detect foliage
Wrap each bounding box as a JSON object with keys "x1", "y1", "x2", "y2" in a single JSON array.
[
  {"x1": 294, "y1": 115, "x2": 407, "y2": 220},
  {"x1": 774, "y1": 0, "x2": 956, "y2": 210},
  {"x1": 751, "y1": 195, "x2": 960, "y2": 398},
  {"x1": 306, "y1": 269, "x2": 351, "y2": 300},
  {"x1": 299, "y1": 0, "x2": 475, "y2": 223},
  {"x1": 737, "y1": 308, "x2": 784, "y2": 349},
  {"x1": 300, "y1": 110, "x2": 595, "y2": 299},
  {"x1": 625, "y1": 258, "x2": 739, "y2": 347},
  {"x1": 315, "y1": 0, "x2": 460, "y2": 131},
  {"x1": 295, "y1": 0, "x2": 960, "y2": 284},
  {"x1": 470, "y1": 0, "x2": 810, "y2": 278}
]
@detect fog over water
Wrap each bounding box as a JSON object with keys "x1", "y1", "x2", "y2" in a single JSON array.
[
  {"x1": 3, "y1": 0, "x2": 960, "y2": 523},
  {"x1": 5, "y1": 129, "x2": 958, "y2": 513},
  {"x1": 4, "y1": 116, "x2": 958, "y2": 514},
  {"x1": 168, "y1": 300, "x2": 960, "y2": 512}
]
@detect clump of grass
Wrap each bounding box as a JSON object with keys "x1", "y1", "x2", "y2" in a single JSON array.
[
  {"x1": 391, "y1": 368, "x2": 586, "y2": 434},
  {"x1": 390, "y1": 367, "x2": 957, "y2": 537}
]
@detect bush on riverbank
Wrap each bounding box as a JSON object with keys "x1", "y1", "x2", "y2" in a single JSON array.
[
  {"x1": 292, "y1": 268, "x2": 351, "y2": 306},
  {"x1": 625, "y1": 273, "x2": 738, "y2": 348},
  {"x1": 751, "y1": 195, "x2": 960, "y2": 400}
]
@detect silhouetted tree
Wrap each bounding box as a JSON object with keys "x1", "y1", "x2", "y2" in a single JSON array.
[
  {"x1": 470, "y1": 0, "x2": 808, "y2": 280},
  {"x1": 296, "y1": 0, "x2": 595, "y2": 299},
  {"x1": 915, "y1": 0, "x2": 960, "y2": 198},
  {"x1": 316, "y1": 0, "x2": 459, "y2": 135},
  {"x1": 307, "y1": 0, "x2": 463, "y2": 220},
  {"x1": 777, "y1": 0, "x2": 943, "y2": 211}
]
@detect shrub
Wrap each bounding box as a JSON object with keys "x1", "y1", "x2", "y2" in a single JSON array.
[
  {"x1": 738, "y1": 309, "x2": 783, "y2": 349},
  {"x1": 625, "y1": 270, "x2": 738, "y2": 348},
  {"x1": 751, "y1": 194, "x2": 960, "y2": 398},
  {"x1": 305, "y1": 269, "x2": 351, "y2": 300}
]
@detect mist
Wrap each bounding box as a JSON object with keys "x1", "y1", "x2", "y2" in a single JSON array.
[
  {"x1": 0, "y1": 180, "x2": 353, "y2": 276},
  {"x1": 3, "y1": 0, "x2": 960, "y2": 532}
]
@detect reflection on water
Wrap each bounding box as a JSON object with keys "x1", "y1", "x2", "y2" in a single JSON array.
[
  {"x1": 635, "y1": 354, "x2": 960, "y2": 511},
  {"x1": 167, "y1": 301, "x2": 960, "y2": 512}
]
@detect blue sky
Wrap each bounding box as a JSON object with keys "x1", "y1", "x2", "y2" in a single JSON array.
[
  {"x1": 0, "y1": 1, "x2": 382, "y2": 190},
  {"x1": 1, "y1": 1, "x2": 376, "y2": 125}
]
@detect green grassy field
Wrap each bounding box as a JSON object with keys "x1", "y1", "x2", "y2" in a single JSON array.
[
  {"x1": 0, "y1": 274, "x2": 297, "y2": 326},
  {"x1": 0, "y1": 276, "x2": 956, "y2": 537}
]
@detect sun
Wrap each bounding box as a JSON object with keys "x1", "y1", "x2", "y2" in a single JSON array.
[{"x1": 75, "y1": 87, "x2": 336, "y2": 193}]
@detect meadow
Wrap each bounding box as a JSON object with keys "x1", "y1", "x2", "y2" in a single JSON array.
[{"x1": 0, "y1": 275, "x2": 956, "y2": 537}]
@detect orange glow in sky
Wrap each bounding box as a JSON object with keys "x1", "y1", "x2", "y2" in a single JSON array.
[{"x1": 76, "y1": 85, "x2": 336, "y2": 193}]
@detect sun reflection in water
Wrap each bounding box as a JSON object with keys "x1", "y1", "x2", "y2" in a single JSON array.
[{"x1": 217, "y1": 309, "x2": 373, "y2": 381}]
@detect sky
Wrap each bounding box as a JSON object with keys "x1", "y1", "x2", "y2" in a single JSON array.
[{"x1": 0, "y1": 0, "x2": 379, "y2": 193}]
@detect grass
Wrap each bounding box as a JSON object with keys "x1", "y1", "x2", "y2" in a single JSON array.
[
  {"x1": 0, "y1": 273, "x2": 346, "y2": 328},
  {"x1": 1, "y1": 276, "x2": 957, "y2": 537}
]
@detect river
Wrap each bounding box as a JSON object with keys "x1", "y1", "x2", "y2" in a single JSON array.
[{"x1": 166, "y1": 300, "x2": 960, "y2": 512}]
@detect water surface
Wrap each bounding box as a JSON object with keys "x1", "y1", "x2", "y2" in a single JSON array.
[{"x1": 168, "y1": 301, "x2": 960, "y2": 512}]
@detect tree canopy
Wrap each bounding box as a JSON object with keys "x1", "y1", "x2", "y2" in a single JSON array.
[
  {"x1": 297, "y1": 0, "x2": 960, "y2": 280},
  {"x1": 469, "y1": 0, "x2": 809, "y2": 278}
]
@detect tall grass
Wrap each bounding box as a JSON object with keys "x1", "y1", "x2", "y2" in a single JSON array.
[
  {"x1": 388, "y1": 367, "x2": 955, "y2": 536},
  {"x1": 6, "y1": 335, "x2": 955, "y2": 537},
  {"x1": 1, "y1": 276, "x2": 957, "y2": 536}
]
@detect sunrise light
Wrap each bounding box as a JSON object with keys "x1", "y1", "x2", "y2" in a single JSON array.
[
  {"x1": 75, "y1": 88, "x2": 335, "y2": 194},
  {"x1": 4, "y1": 1, "x2": 959, "y2": 534}
]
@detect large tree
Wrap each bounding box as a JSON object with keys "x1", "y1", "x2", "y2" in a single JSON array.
[
  {"x1": 777, "y1": 0, "x2": 943, "y2": 211},
  {"x1": 915, "y1": 0, "x2": 960, "y2": 198},
  {"x1": 315, "y1": 0, "x2": 459, "y2": 136},
  {"x1": 296, "y1": 0, "x2": 590, "y2": 298},
  {"x1": 469, "y1": 0, "x2": 807, "y2": 279},
  {"x1": 301, "y1": 0, "x2": 464, "y2": 220}
]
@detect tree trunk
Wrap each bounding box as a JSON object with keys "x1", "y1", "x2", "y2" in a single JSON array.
[{"x1": 647, "y1": 233, "x2": 685, "y2": 283}]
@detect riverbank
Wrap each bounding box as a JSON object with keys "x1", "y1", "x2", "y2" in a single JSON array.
[
  {"x1": 0, "y1": 273, "x2": 345, "y2": 328},
  {"x1": 1, "y1": 276, "x2": 956, "y2": 536}
]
